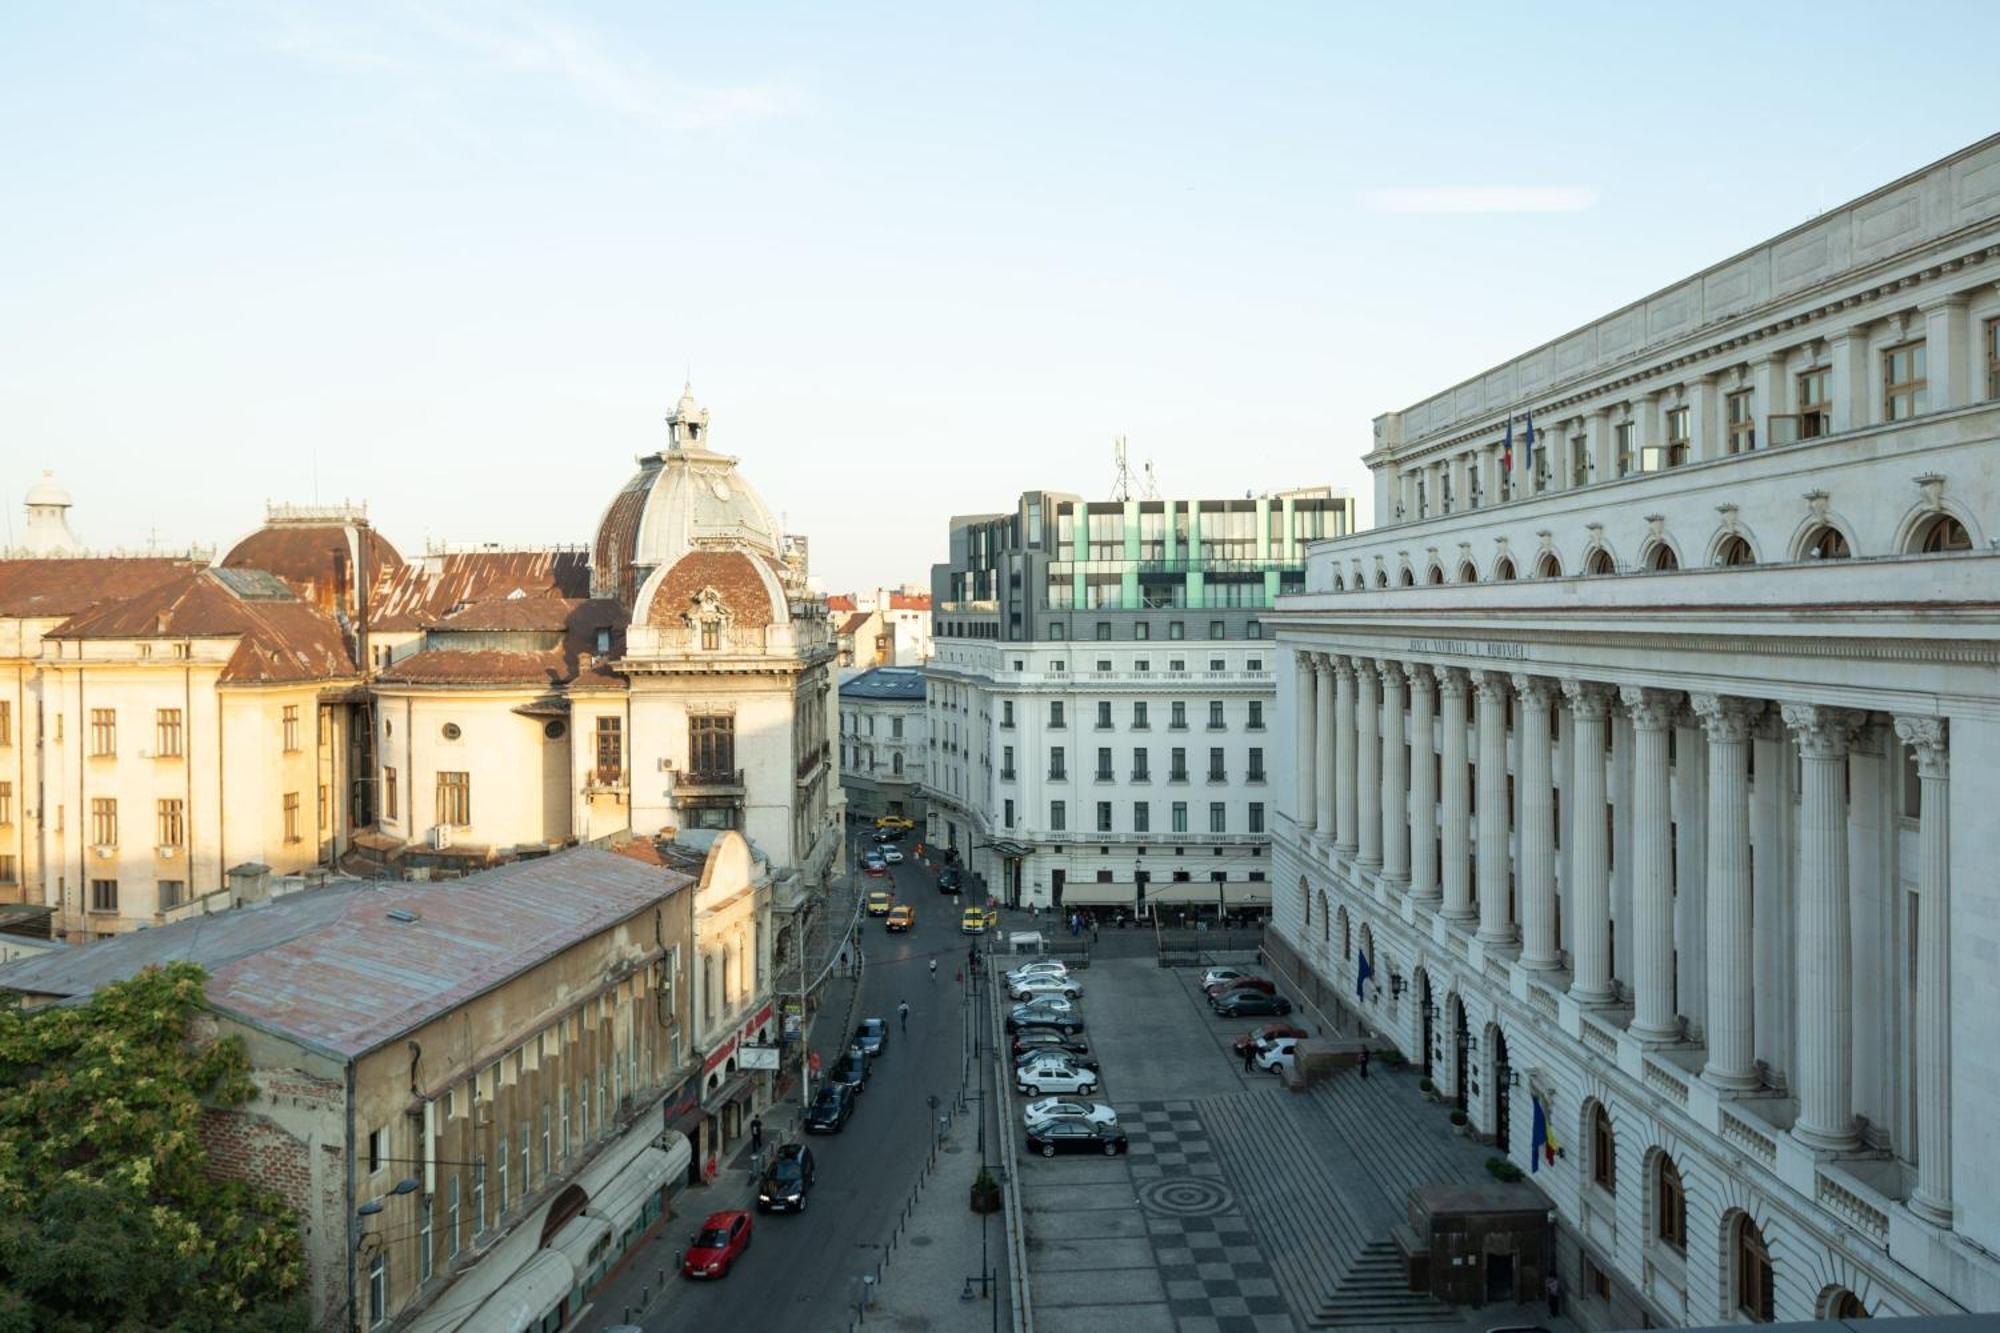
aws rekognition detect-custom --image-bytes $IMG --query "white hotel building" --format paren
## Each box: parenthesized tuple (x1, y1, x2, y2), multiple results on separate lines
(1268, 136, 2000, 1325)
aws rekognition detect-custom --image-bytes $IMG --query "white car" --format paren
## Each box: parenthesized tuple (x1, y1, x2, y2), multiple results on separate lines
(1006, 960, 1068, 983)
(882, 847, 904, 864)
(1016, 1060, 1100, 1097)
(1201, 966, 1254, 991)
(1253, 1037, 1300, 1074)
(1022, 1097, 1117, 1130)
(1009, 975, 1082, 1003)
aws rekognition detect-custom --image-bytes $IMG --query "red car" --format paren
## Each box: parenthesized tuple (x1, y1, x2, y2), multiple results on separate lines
(682, 1209, 753, 1279)
(1232, 1022, 1308, 1057)
(1204, 975, 1277, 999)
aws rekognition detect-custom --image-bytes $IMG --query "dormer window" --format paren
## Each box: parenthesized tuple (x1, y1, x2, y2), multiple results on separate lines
(701, 622, 721, 651)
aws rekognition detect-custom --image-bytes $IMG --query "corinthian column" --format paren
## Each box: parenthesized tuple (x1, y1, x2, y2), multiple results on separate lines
(1335, 658, 1359, 855)
(1407, 665, 1439, 903)
(1295, 652, 1317, 834)
(1693, 693, 1760, 1089)
(1379, 662, 1410, 890)
(1623, 686, 1680, 1042)
(1897, 716, 1953, 1224)
(1512, 674, 1560, 969)
(1356, 660, 1382, 870)
(1314, 655, 1336, 838)
(1438, 668, 1474, 923)
(1784, 702, 1864, 1150)
(1563, 680, 1615, 1002)
(1472, 670, 1515, 946)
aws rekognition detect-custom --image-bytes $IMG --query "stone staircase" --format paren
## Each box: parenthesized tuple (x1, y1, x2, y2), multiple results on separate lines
(1311, 1238, 1459, 1328)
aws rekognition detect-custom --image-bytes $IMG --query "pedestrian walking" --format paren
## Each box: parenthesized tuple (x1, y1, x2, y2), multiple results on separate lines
(1358, 1048, 1371, 1080)
(750, 1116, 764, 1154)
(1544, 1272, 1561, 1318)
(1242, 1042, 1256, 1074)
(955, 968, 964, 984)
(898, 999, 909, 1033)
(929, 958, 938, 982)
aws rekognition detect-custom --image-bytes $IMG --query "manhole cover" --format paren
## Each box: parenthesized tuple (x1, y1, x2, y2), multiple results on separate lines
(1137, 1175, 1235, 1217)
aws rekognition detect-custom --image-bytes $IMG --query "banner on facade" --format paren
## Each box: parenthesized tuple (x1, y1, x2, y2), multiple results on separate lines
(738, 1043, 781, 1071)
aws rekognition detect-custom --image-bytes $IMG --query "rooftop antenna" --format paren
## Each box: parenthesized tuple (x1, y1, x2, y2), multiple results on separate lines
(1111, 436, 1134, 501)
(1141, 458, 1160, 501)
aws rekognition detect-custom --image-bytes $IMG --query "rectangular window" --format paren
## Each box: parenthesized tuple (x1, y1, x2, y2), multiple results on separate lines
(1663, 405, 1691, 468)
(1095, 747, 1112, 780)
(1171, 801, 1188, 834)
(90, 708, 116, 757)
(1797, 366, 1831, 439)
(1132, 748, 1150, 781)
(1168, 621, 1184, 640)
(1049, 701, 1065, 728)
(596, 716, 624, 780)
(1246, 619, 1262, 639)
(473, 1157, 487, 1238)
(1208, 621, 1225, 640)
(1049, 746, 1065, 780)
(1884, 341, 1928, 420)
(1132, 701, 1148, 729)
(1247, 747, 1265, 782)
(1170, 747, 1187, 781)
(1001, 701, 1014, 727)
(1725, 390, 1756, 453)
(1614, 421, 1634, 477)
(1207, 701, 1225, 729)
(90, 878, 118, 914)
(1003, 799, 1015, 829)
(283, 792, 301, 843)
(436, 772, 471, 826)
(1095, 801, 1112, 833)
(1209, 658, 1225, 672)
(155, 708, 183, 758)
(368, 1127, 385, 1174)
(1049, 800, 1066, 832)
(1246, 701, 1263, 730)
(1170, 702, 1187, 730)
(1569, 434, 1589, 486)
(91, 797, 117, 846)
(1095, 621, 1111, 640)
(447, 1174, 461, 1258)
(1207, 747, 1225, 781)
(1209, 802, 1226, 833)
(157, 798, 184, 848)
(1133, 801, 1150, 833)
(541, 1104, 551, 1175)
(1248, 802, 1265, 833)
(158, 879, 185, 911)
(1001, 745, 1014, 779)
(689, 714, 734, 776)
(0, 782, 10, 824)
(384, 766, 399, 820)
(560, 1085, 571, 1157)
(282, 704, 299, 753)
(368, 1252, 387, 1328)
(1135, 660, 1150, 673)
(421, 1195, 434, 1283)
(1095, 701, 1112, 728)
(701, 620, 721, 650)
(1134, 621, 1150, 640)
(0, 701, 9, 746)
(1987, 317, 2000, 399)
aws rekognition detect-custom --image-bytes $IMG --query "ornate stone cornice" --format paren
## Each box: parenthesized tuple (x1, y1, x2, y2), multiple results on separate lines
(1690, 692, 1762, 744)
(1779, 702, 1866, 758)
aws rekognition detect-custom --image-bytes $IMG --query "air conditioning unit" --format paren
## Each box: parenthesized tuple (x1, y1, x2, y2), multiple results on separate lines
(473, 1102, 493, 1128)
(158, 845, 178, 859)
(428, 824, 453, 851)
(91, 844, 116, 859)
(658, 757, 675, 772)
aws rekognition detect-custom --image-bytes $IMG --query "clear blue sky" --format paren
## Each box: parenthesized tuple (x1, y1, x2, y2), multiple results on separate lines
(2, 2, 1993, 592)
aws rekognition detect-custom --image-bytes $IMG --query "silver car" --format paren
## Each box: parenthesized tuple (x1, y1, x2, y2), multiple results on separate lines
(1009, 974, 1082, 1002)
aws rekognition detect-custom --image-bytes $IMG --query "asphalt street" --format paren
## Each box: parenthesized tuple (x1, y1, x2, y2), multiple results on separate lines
(590, 851, 978, 1332)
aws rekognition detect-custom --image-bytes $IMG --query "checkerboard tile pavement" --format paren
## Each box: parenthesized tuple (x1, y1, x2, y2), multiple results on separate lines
(1120, 1099, 1298, 1333)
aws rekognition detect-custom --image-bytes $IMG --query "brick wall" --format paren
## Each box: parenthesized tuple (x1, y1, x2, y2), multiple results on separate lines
(200, 1107, 314, 1216)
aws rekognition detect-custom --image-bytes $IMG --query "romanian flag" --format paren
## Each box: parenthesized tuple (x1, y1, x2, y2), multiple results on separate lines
(1530, 1094, 1560, 1171)
(1355, 947, 1373, 1002)
(1501, 416, 1514, 473)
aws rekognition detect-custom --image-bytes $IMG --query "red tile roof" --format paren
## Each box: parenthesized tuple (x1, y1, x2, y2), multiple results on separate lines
(838, 611, 873, 637)
(825, 594, 857, 612)
(0, 557, 206, 619)
(888, 593, 931, 611)
(379, 599, 627, 688)
(47, 570, 357, 683)
(645, 550, 783, 631)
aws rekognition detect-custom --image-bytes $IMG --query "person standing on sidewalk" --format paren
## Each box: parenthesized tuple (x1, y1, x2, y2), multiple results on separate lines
(1242, 1042, 1256, 1075)
(1358, 1048, 1371, 1080)
(1545, 1271, 1561, 1318)
(750, 1116, 764, 1155)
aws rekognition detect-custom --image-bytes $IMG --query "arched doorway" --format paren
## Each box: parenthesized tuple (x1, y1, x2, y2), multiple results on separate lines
(1489, 1025, 1511, 1152)
(1450, 995, 1469, 1112)
(1417, 969, 1435, 1079)
(1822, 1288, 1869, 1319)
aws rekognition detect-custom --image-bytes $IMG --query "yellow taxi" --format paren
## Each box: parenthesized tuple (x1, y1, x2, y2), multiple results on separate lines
(875, 815, 915, 831)
(866, 890, 895, 917)
(885, 904, 915, 933)
(960, 904, 999, 935)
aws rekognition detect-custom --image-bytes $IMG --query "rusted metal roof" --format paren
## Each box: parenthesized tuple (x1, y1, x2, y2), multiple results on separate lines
(47, 570, 358, 683)
(371, 549, 591, 630)
(221, 521, 404, 617)
(0, 849, 694, 1058)
(378, 599, 626, 687)
(590, 461, 661, 606)
(0, 556, 204, 619)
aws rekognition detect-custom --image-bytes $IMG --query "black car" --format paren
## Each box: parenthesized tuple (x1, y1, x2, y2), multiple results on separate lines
(1212, 990, 1293, 1017)
(1011, 1031, 1099, 1068)
(1006, 1007, 1083, 1035)
(803, 1083, 855, 1134)
(852, 1018, 888, 1057)
(1024, 1115, 1128, 1158)
(873, 827, 906, 844)
(937, 867, 963, 892)
(756, 1143, 816, 1212)
(830, 1049, 870, 1093)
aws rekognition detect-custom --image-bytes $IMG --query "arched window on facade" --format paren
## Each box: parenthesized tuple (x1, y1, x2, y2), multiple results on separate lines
(1535, 551, 1562, 579)
(1801, 524, 1851, 560)
(1589, 1103, 1616, 1194)
(1915, 513, 1971, 553)
(1585, 547, 1615, 576)
(1376, 569, 1390, 588)
(1301, 877, 1312, 927)
(1493, 557, 1516, 581)
(1647, 544, 1680, 571)
(1401, 567, 1417, 587)
(1733, 1214, 1775, 1323)
(1654, 1153, 1687, 1253)
(1337, 906, 1350, 963)
(1717, 534, 1755, 566)
(1319, 892, 1330, 943)
(1457, 561, 1479, 584)
(1825, 1289, 1868, 1319)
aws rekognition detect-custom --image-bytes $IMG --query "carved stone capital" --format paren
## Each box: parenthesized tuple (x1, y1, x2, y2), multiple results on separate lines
(1560, 678, 1615, 720)
(1467, 668, 1512, 704)
(1404, 662, 1435, 690)
(1435, 666, 1470, 698)
(1509, 673, 1559, 709)
(1376, 659, 1406, 690)
(1893, 716, 1949, 779)
(1689, 693, 1761, 744)
(1780, 702, 1866, 759)
(1619, 685, 1679, 732)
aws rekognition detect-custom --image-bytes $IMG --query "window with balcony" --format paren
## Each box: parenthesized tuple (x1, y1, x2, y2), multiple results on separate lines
(282, 704, 300, 753)
(1050, 800, 1066, 832)
(1132, 748, 1150, 781)
(158, 798, 184, 848)
(1171, 801, 1188, 833)
(1885, 341, 1928, 420)
(1726, 390, 1756, 453)
(1170, 747, 1188, 782)
(90, 709, 116, 758)
(1209, 802, 1226, 833)
(690, 715, 735, 777)
(1095, 801, 1112, 833)
(1132, 701, 1149, 729)
(1049, 746, 1066, 780)
(1095, 701, 1112, 728)
(1207, 701, 1225, 729)
(1001, 700, 1014, 728)
(1208, 747, 1226, 781)
(1248, 802, 1265, 833)
(1133, 801, 1150, 833)
(1096, 747, 1113, 781)
(437, 772, 471, 826)
(91, 797, 117, 846)
(1001, 745, 1015, 780)
(1247, 747, 1265, 782)
(1170, 702, 1187, 730)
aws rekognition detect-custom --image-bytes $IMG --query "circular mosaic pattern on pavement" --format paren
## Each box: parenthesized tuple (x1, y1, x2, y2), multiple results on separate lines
(1137, 1175, 1236, 1217)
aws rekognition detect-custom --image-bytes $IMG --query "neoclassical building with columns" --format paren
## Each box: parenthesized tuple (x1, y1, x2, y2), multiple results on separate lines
(1269, 135, 2000, 1327)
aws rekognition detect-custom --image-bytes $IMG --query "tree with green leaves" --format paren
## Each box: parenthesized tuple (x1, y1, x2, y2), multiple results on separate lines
(0, 961, 309, 1332)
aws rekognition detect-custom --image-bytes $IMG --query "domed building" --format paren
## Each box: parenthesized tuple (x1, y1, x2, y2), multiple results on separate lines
(221, 501, 404, 624)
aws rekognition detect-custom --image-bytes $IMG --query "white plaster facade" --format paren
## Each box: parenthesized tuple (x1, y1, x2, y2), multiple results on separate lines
(838, 665, 929, 825)
(1269, 135, 2000, 1327)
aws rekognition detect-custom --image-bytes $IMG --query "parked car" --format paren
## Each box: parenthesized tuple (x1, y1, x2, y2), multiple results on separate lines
(1015, 1059, 1100, 1097)
(852, 1018, 888, 1057)
(682, 1210, 753, 1278)
(875, 815, 915, 831)
(1009, 974, 1083, 1003)
(756, 1143, 816, 1213)
(1010, 1021, 1094, 1052)
(803, 1083, 855, 1133)
(1007, 1003, 1082, 1035)
(1252, 1037, 1301, 1074)
(1022, 1097, 1117, 1130)
(1204, 975, 1276, 998)
(830, 1050, 870, 1092)
(873, 827, 906, 844)
(864, 860, 889, 878)
(1025, 1115, 1128, 1158)
(885, 904, 915, 932)
(1005, 960, 1068, 984)
(882, 847, 904, 864)
(1011, 1030, 1096, 1065)
(937, 867, 962, 892)
(1200, 966, 1256, 991)
(1009, 993, 1076, 1016)
(1212, 990, 1293, 1017)
(1232, 1022, 1308, 1057)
